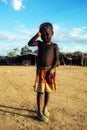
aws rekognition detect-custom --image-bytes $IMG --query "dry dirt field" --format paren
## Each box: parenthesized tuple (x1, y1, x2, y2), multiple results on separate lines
(0, 66, 87, 130)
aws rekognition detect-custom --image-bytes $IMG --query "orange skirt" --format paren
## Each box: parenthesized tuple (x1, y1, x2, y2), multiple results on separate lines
(34, 68, 56, 93)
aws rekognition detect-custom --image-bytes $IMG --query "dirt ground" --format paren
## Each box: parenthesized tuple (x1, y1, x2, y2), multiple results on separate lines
(0, 66, 87, 130)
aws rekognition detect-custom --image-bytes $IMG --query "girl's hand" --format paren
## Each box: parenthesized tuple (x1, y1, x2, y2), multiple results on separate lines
(49, 68, 55, 75)
(46, 68, 55, 79)
(36, 32, 41, 37)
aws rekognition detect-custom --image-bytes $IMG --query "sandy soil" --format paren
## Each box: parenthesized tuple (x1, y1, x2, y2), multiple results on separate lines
(0, 66, 87, 130)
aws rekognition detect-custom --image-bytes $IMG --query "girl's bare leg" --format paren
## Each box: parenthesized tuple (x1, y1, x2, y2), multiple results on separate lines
(44, 92, 50, 110)
(37, 92, 43, 113)
(37, 92, 48, 122)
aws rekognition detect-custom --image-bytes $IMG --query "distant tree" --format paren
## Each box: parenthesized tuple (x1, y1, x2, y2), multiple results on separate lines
(13, 48, 19, 53)
(20, 45, 32, 55)
(73, 51, 83, 56)
(7, 48, 19, 56)
(7, 51, 16, 56)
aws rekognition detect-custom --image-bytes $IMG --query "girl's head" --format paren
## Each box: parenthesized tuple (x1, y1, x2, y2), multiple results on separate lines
(39, 22, 53, 33)
(39, 22, 53, 43)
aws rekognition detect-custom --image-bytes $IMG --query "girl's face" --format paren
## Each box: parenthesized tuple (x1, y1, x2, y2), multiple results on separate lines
(40, 27, 53, 43)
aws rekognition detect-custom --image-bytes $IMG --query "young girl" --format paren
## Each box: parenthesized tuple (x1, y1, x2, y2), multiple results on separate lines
(28, 22, 59, 122)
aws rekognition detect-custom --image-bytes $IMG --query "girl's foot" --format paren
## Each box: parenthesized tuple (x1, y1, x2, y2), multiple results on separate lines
(43, 109, 50, 117)
(37, 112, 48, 122)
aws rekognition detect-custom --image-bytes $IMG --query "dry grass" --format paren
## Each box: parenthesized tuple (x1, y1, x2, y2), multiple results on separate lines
(0, 66, 87, 130)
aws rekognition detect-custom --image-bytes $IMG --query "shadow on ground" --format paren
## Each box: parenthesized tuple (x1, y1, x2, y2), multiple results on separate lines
(0, 104, 38, 121)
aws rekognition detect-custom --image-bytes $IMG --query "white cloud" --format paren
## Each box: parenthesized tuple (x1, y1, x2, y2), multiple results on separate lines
(60, 45, 87, 53)
(68, 27, 87, 43)
(53, 25, 87, 44)
(18, 24, 37, 35)
(0, 42, 26, 56)
(11, 0, 25, 10)
(0, 25, 87, 55)
(2, 0, 25, 10)
(70, 28, 83, 37)
(52, 24, 87, 53)
(53, 24, 60, 32)
(0, 31, 29, 42)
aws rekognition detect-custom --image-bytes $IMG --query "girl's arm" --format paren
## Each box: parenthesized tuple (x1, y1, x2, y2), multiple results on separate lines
(28, 32, 41, 46)
(52, 44, 59, 68)
(49, 44, 59, 75)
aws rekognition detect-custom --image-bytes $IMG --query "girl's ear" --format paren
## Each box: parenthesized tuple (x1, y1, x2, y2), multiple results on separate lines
(52, 31, 54, 35)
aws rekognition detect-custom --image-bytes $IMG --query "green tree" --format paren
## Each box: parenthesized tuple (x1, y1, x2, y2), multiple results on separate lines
(13, 48, 19, 53)
(7, 51, 16, 56)
(20, 45, 32, 55)
(7, 48, 19, 56)
(73, 51, 83, 56)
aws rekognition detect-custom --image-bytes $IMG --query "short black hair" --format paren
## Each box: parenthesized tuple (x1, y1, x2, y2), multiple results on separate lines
(39, 22, 53, 32)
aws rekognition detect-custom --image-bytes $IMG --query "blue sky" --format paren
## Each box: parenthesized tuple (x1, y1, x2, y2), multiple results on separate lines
(0, 0, 87, 56)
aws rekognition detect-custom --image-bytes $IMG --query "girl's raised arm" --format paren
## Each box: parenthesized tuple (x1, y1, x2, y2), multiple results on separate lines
(28, 32, 41, 46)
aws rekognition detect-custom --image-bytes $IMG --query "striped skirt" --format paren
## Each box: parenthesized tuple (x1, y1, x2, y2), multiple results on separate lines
(34, 68, 57, 93)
